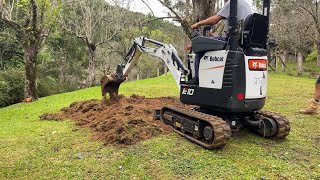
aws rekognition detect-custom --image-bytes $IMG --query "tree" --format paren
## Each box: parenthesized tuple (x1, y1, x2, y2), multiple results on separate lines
(294, 0, 320, 67)
(0, 21, 23, 70)
(0, 0, 61, 100)
(192, 0, 217, 22)
(153, 0, 225, 38)
(60, 0, 124, 87)
(270, 0, 316, 76)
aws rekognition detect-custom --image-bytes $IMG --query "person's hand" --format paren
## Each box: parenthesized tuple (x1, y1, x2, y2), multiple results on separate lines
(191, 23, 199, 30)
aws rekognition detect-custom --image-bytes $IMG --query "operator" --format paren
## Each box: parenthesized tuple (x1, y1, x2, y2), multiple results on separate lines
(187, 0, 253, 85)
(299, 76, 320, 115)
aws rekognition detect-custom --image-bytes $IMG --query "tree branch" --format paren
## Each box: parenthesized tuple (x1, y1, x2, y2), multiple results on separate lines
(61, 24, 88, 41)
(140, 16, 177, 25)
(30, 0, 38, 34)
(156, 0, 192, 38)
(96, 31, 119, 46)
(0, 2, 21, 31)
(141, 0, 155, 17)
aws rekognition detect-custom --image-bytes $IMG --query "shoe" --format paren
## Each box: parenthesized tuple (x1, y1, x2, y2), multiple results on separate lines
(299, 99, 319, 115)
(187, 77, 199, 85)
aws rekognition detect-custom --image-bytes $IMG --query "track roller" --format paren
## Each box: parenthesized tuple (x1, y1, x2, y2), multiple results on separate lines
(160, 106, 232, 149)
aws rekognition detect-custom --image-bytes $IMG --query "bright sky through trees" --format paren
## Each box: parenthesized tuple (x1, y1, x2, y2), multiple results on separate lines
(107, 0, 254, 18)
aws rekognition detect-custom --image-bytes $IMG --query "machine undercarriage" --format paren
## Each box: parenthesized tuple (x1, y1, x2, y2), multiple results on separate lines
(160, 107, 290, 149)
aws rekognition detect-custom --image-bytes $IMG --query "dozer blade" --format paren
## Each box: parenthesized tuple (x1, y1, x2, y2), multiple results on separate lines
(100, 74, 126, 100)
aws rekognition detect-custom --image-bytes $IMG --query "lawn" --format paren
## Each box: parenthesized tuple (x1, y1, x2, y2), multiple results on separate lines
(0, 73, 319, 179)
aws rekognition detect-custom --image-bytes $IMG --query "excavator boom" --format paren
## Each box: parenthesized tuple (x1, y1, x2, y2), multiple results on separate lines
(101, 36, 189, 99)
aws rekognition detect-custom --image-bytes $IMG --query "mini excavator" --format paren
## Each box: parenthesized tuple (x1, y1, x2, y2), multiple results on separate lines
(101, 0, 290, 149)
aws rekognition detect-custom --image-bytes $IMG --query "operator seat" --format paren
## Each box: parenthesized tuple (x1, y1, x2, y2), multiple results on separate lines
(191, 13, 268, 54)
(191, 36, 226, 54)
(242, 13, 268, 50)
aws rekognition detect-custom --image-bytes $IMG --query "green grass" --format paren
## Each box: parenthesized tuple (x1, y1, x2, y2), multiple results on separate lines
(0, 73, 319, 179)
(273, 54, 320, 78)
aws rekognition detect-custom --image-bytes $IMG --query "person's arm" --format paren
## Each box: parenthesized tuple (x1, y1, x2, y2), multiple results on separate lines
(191, 0, 230, 30)
(191, 15, 224, 29)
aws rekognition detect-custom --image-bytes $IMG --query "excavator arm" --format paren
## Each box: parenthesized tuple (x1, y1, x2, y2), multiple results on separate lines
(101, 36, 189, 99)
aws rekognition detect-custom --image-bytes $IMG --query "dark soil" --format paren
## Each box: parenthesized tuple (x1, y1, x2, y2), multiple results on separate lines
(40, 95, 189, 146)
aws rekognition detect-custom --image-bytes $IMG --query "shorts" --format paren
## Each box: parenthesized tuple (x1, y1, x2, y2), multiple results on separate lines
(316, 76, 320, 85)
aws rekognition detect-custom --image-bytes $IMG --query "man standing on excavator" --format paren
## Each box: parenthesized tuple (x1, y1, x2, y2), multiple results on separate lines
(188, 0, 253, 85)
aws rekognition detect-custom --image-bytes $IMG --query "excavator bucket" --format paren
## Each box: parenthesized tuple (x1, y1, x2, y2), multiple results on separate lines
(100, 74, 126, 100)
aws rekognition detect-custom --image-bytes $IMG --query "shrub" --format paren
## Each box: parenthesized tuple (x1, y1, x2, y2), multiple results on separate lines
(305, 50, 317, 62)
(0, 70, 80, 107)
(0, 69, 24, 107)
(37, 76, 60, 97)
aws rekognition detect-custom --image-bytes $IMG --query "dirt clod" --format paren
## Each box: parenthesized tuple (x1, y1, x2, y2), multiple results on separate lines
(40, 94, 188, 146)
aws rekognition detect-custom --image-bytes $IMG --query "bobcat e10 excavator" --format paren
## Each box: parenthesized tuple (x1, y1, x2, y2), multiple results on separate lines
(101, 0, 290, 149)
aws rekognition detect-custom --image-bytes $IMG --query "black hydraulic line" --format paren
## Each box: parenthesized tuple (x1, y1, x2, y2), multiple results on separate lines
(144, 37, 165, 47)
(263, 0, 271, 35)
(229, 0, 238, 51)
(172, 53, 189, 74)
(124, 43, 137, 63)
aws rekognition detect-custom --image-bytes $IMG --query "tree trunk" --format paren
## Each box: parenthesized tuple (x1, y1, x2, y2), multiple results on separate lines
(0, 49, 4, 70)
(59, 56, 66, 83)
(23, 45, 38, 100)
(87, 50, 96, 87)
(281, 50, 287, 72)
(137, 70, 140, 80)
(275, 51, 278, 72)
(297, 52, 303, 77)
(193, 0, 217, 22)
(317, 42, 320, 67)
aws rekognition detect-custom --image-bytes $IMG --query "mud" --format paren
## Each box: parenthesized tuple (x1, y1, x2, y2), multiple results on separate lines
(40, 95, 189, 146)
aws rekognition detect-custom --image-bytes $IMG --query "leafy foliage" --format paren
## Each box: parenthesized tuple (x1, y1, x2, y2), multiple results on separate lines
(0, 69, 24, 107)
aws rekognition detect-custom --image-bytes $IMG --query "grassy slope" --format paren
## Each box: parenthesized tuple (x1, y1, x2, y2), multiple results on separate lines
(0, 74, 319, 179)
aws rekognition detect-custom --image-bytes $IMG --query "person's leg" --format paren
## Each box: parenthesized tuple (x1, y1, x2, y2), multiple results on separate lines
(314, 76, 320, 101)
(194, 53, 201, 79)
(188, 52, 205, 85)
(299, 76, 320, 115)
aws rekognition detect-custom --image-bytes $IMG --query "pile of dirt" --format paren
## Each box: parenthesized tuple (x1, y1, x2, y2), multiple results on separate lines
(40, 95, 188, 146)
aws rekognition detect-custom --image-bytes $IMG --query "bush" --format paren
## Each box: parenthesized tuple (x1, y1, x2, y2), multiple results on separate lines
(0, 69, 24, 107)
(37, 76, 60, 97)
(37, 76, 79, 97)
(305, 50, 317, 62)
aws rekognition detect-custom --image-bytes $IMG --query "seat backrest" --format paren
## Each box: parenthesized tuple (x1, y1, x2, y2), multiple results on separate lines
(242, 13, 268, 50)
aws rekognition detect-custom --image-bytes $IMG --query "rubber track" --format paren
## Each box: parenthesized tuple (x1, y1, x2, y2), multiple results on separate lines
(161, 106, 232, 149)
(256, 110, 291, 139)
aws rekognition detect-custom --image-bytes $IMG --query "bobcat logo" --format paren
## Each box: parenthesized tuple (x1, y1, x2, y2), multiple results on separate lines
(252, 62, 258, 68)
(204, 56, 224, 62)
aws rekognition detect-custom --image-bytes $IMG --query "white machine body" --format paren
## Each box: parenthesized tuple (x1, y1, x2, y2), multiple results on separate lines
(198, 50, 229, 89)
(244, 55, 268, 99)
(189, 50, 268, 100)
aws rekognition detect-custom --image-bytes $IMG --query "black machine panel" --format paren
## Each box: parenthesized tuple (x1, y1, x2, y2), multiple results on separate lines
(242, 13, 268, 50)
